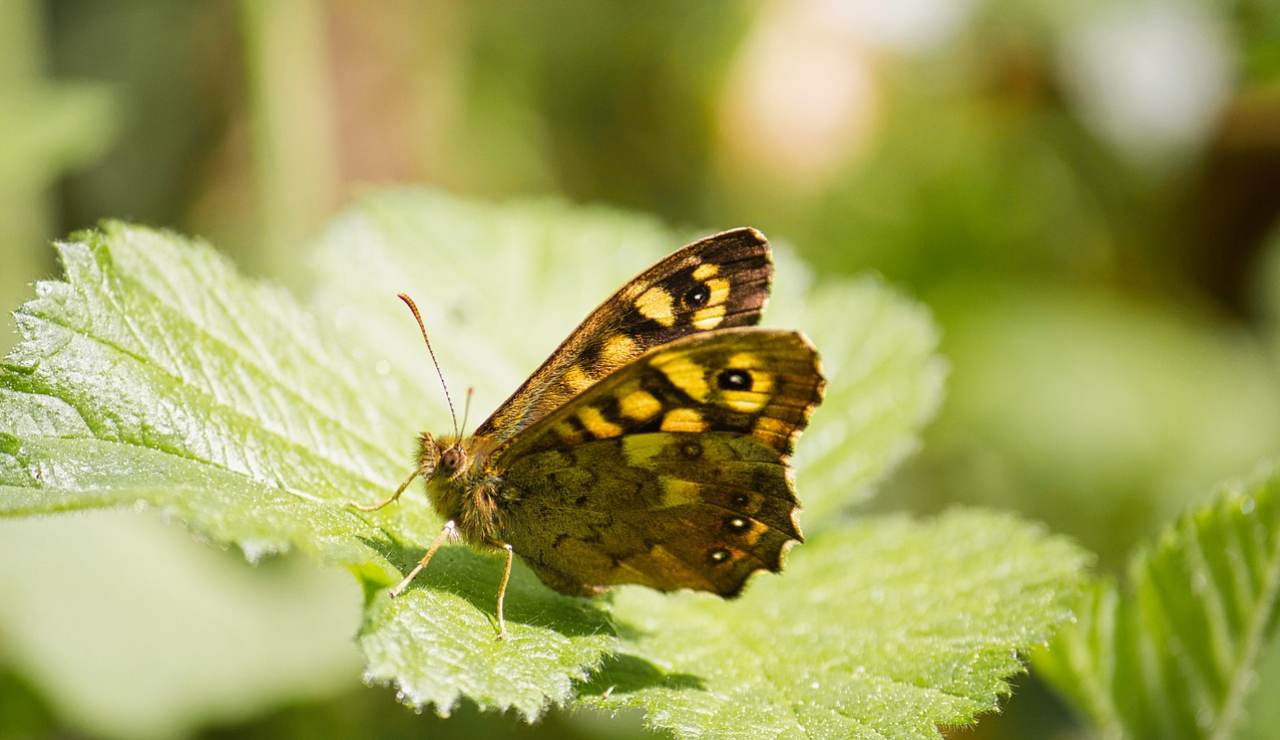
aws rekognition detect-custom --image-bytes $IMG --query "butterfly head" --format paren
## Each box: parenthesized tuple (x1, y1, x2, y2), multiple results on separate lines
(418, 433, 470, 481)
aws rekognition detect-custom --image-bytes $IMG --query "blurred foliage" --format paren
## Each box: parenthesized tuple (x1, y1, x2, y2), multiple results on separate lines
(1036, 469, 1280, 739)
(0, 0, 116, 355)
(1, 0, 1278, 737)
(0, 513, 361, 740)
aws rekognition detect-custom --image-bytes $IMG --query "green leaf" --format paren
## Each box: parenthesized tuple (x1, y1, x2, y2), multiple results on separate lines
(1035, 468, 1280, 740)
(579, 511, 1088, 738)
(1, 190, 1083, 734)
(780, 275, 946, 525)
(0, 512, 361, 740)
(0, 221, 616, 720)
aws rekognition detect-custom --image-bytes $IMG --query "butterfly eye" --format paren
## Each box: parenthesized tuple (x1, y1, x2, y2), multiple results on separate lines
(707, 548, 731, 564)
(717, 368, 752, 391)
(440, 446, 465, 473)
(683, 283, 710, 308)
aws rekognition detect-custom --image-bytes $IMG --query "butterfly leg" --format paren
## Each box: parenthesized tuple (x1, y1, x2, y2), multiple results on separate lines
(389, 520, 458, 598)
(350, 469, 420, 512)
(495, 543, 514, 641)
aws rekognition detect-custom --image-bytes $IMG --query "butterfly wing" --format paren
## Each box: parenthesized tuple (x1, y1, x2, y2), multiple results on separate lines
(488, 328, 823, 597)
(471, 228, 772, 455)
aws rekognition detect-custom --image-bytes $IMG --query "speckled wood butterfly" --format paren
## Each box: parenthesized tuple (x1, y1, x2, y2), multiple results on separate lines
(352, 228, 824, 639)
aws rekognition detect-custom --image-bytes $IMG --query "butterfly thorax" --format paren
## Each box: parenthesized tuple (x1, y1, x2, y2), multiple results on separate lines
(418, 432, 505, 546)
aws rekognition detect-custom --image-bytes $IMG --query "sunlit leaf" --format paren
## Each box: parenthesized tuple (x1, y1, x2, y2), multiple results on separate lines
(2, 191, 1085, 734)
(0, 221, 616, 720)
(580, 511, 1086, 738)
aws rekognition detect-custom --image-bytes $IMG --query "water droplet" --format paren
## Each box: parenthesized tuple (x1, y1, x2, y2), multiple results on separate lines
(1240, 497, 1256, 515)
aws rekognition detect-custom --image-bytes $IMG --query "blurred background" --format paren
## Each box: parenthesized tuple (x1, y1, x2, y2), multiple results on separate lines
(1, 1, 1278, 738)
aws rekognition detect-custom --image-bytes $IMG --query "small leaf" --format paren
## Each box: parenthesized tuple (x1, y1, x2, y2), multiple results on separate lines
(579, 511, 1088, 739)
(1036, 468, 1280, 740)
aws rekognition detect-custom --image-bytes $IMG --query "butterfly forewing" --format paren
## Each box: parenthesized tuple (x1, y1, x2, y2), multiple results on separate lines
(491, 329, 824, 597)
(471, 228, 772, 454)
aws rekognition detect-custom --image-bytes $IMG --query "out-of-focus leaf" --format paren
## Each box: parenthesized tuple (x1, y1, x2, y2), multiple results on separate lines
(924, 281, 1280, 564)
(0, 513, 361, 740)
(1036, 468, 1280, 740)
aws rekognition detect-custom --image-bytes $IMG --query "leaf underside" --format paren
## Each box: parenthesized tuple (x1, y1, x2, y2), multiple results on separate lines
(2, 190, 1084, 734)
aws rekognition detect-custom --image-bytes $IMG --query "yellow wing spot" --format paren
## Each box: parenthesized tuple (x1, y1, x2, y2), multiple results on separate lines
(692, 262, 720, 280)
(706, 276, 730, 307)
(659, 477, 702, 508)
(692, 304, 726, 330)
(661, 408, 707, 432)
(752, 416, 793, 446)
(654, 354, 710, 401)
(554, 421, 584, 445)
(623, 434, 665, 465)
(577, 406, 623, 438)
(600, 334, 638, 365)
(564, 365, 594, 393)
(727, 351, 769, 377)
(635, 286, 676, 327)
(723, 389, 767, 413)
(619, 389, 662, 421)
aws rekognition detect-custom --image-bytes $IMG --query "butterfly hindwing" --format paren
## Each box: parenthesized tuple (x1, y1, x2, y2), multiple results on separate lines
(499, 433, 800, 596)
(492, 328, 823, 597)
(472, 228, 772, 453)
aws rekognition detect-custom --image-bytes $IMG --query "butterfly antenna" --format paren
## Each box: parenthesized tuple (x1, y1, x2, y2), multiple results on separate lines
(460, 386, 475, 436)
(397, 293, 458, 438)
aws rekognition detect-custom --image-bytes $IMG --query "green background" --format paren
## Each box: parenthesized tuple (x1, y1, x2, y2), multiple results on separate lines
(1, 1, 1278, 738)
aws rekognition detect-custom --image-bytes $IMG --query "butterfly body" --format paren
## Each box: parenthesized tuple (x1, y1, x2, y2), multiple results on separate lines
(363, 228, 824, 636)
(416, 434, 504, 545)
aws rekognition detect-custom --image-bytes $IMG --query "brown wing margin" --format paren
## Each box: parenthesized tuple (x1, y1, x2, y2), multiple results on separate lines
(471, 228, 773, 452)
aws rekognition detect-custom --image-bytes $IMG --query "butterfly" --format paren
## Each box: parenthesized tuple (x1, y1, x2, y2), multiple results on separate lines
(352, 228, 825, 640)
